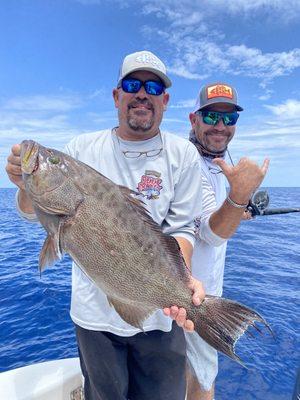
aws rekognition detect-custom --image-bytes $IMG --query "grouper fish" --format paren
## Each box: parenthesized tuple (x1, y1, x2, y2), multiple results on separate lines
(20, 139, 271, 363)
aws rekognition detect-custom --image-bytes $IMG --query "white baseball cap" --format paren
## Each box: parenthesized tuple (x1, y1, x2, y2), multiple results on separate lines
(117, 50, 172, 88)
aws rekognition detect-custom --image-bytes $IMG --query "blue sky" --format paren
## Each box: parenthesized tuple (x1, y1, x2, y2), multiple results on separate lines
(1, 0, 300, 187)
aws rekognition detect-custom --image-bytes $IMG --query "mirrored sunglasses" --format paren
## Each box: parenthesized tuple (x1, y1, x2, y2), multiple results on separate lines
(120, 78, 165, 96)
(196, 110, 239, 126)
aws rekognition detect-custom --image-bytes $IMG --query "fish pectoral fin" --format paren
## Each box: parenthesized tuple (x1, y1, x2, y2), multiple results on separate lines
(107, 296, 153, 331)
(39, 234, 63, 273)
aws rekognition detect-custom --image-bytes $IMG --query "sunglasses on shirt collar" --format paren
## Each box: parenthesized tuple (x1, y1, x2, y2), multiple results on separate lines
(119, 78, 165, 96)
(196, 110, 239, 126)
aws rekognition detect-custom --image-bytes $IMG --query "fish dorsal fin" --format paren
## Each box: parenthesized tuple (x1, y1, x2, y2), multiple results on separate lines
(118, 185, 189, 282)
(160, 235, 190, 282)
(107, 296, 154, 330)
(118, 184, 141, 198)
(118, 185, 162, 234)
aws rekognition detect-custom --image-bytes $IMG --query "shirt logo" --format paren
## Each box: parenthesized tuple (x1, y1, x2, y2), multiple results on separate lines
(207, 84, 233, 99)
(137, 170, 163, 200)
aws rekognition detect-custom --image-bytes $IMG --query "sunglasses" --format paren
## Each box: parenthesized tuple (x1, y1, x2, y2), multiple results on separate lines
(120, 78, 165, 96)
(196, 110, 239, 126)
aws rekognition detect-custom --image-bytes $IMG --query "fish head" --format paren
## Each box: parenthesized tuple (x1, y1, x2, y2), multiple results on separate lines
(20, 140, 69, 197)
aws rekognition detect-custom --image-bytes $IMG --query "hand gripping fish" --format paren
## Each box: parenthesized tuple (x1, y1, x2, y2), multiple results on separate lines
(20, 140, 272, 364)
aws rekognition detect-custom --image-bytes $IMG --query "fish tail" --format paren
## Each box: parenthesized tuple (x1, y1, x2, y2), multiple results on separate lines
(188, 295, 272, 364)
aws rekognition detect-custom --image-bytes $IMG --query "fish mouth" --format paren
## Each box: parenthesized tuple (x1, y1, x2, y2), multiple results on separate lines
(21, 140, 40, 175)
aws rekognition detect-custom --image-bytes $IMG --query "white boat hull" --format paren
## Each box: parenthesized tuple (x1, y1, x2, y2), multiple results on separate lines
(0, 358, 83, 400)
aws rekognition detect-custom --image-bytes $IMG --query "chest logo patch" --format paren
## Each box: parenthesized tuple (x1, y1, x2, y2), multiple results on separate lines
(137, 170, 163, 200)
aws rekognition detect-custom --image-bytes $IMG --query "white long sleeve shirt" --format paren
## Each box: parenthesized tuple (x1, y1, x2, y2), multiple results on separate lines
(192, 157, 227, 296)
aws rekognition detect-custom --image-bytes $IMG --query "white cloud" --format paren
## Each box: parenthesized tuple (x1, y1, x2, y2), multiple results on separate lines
(89, 88, 108, 99)
(74, 0, 300, 85)
(141, 0, 300, 22)
(0, 91, 118, 148)
(167, 65, 208, 81)
(264, 99, 300, 118)
(0, 111, 77, 149)
(169, 99, 196, 109)
(214, 0, 300, 21)
(163, 41, 300, 83)
(258, 89, 274, 101)
(2, 95, 83, 112)
(163, 118, 187, 124)
(228, 46, 300, 81)
(139, 1, 300, 85)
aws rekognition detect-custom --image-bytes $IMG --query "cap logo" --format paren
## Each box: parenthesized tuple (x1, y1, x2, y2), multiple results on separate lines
(135, 53, 164, 72)
(207, 84, 233, 99)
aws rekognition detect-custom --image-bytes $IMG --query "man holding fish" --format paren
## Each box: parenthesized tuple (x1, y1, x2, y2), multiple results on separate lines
(6, 50, 206, 400)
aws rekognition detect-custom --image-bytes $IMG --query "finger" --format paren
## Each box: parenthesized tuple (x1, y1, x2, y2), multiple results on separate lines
(175, 308, 187, 327)
(6, 164, 22, 176)
(184, 320, 194, 332)
(192, 290, 202, 306)
(7, 153, 22, 166)
(189, 279, 205, 305)
(12, 144, 22, 157)
(163, 306, 179, 319)
(163, 308, 170, 316)
(170, 306, 179, 319)
(261, 158, 270, 175)
(245, 212, 252, 220)
(213, 158, 232, 176)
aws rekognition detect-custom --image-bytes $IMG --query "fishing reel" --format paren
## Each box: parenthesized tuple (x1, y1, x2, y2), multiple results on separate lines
(247, 190, 270, 216)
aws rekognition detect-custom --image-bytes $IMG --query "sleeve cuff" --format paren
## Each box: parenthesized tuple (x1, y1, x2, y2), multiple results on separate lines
(198, 217, 227, 246)
(15, 190, 39, 223)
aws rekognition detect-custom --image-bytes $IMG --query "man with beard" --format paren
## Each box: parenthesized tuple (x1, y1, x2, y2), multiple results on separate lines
(6, 51, 205, 400)
(185, 82, 269, 400)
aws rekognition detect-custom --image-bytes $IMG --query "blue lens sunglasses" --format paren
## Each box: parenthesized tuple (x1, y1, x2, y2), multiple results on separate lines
(196, 110, 239, 126)
(120, 78, 165, 96)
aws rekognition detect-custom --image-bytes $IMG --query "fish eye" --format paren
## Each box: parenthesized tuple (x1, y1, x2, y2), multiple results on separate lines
(48, 156, 60, 165)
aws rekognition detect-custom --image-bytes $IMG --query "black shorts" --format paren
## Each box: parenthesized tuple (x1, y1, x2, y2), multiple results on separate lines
(75, 322, 186, 400)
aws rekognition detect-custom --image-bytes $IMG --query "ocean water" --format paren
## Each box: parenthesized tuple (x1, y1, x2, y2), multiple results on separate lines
(0, 187, 299, 399)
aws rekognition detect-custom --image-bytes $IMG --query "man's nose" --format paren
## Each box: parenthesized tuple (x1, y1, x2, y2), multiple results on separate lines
(213, 119, 226, 131)
(135, 85, 148, 99)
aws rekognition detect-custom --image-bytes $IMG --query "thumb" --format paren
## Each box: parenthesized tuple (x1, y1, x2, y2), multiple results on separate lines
(12, 143, 22, 156)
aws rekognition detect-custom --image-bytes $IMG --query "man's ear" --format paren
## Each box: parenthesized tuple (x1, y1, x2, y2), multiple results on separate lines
(189, 112, 197, 127)
(112, 89, 119, 108)
(163, 92, 169, 111)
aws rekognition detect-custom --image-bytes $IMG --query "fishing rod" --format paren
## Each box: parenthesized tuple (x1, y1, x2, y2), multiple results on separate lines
(247, 190, 300, 217)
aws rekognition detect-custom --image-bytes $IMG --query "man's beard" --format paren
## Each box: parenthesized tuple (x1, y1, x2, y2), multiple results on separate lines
(127, 100, 155, 132)
(127, 114, 154, 131)
(190, 128, 232, 158)
(203, 129, 233, 153)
